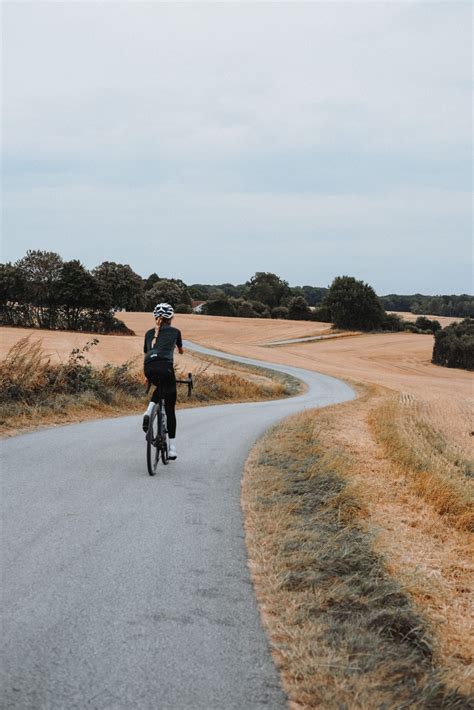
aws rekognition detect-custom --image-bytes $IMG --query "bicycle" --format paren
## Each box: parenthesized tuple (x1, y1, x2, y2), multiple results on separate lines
(146, 372, 193, 476)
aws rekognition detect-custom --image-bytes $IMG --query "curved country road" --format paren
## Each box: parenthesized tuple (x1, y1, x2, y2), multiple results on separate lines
(1, 343, 354, 710)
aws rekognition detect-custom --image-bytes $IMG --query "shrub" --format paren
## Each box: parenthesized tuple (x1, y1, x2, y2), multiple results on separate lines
(0, 337, 142, 410)
(382, 313, 405, 332)
(234, 300, 258, 318)
(248, 300, 271, 318)
(432, 319, 474, 371)
(288, 295, 311, 320)
(271, 306, 289, 319)
(404, 322, 423, 334)
(312, 304, 333, 323)
(202, 296, 237, 317)
(174, 303, 193, 314)
(414, 316, 441, 333)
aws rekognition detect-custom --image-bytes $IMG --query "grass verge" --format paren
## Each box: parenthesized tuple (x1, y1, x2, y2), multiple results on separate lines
(370, 396, 473, 532)
(188, 350, 304, 398)
(0, 336, 302, 437)
(243, 410, 474, 709)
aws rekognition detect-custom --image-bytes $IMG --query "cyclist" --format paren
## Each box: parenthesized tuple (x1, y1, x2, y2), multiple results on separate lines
(143, 303, 184, 460)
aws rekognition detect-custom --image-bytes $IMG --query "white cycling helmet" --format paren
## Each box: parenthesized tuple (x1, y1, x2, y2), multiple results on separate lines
(153, 302, 174, 319)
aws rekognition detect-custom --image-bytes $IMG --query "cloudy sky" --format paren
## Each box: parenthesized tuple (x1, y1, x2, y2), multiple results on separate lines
(2, 1, 472, 293)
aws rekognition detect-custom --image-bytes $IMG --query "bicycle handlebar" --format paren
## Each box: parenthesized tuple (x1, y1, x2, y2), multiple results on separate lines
(145, 372, 194, 397)
(175, 372, 194, 398)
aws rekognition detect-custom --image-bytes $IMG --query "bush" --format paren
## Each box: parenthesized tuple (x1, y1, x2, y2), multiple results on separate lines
(382, 313, 405, 332)
(271, 306, 289, 319)
(414, 316, 441, 333)
(312, 305, 332, 323)
(403, 317, 442, 335)
(234, 300, 258, 318)
(248, 300, 271, 318)
(0, 337, 143, 409)
(174, 303, 193, 314)
(404, 322, 423, 334)
(432, 319, 474, 371)
(202, 297, 237, 317)
(288, 295, 311, 320)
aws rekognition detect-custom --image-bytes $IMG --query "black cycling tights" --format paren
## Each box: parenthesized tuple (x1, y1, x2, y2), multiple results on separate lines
(145, 361, 177, 439)
(151, 390, 177, 438)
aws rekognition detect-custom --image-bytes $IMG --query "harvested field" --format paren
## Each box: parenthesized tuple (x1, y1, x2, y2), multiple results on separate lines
(1, 314, 472, 701)
(145, 314, 472, 455)
(116, 313, 471, 702)
(389, 311, 461, 328)
(244, 403, 474, 706)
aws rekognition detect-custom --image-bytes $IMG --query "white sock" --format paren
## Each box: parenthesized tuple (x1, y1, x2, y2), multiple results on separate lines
(169, 438, 176, 447)
(144, 402, 154, 417)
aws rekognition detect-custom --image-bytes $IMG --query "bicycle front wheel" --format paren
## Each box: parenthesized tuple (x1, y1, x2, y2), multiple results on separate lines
(146, 406, 160, 476)
(160, 408, 169, 465)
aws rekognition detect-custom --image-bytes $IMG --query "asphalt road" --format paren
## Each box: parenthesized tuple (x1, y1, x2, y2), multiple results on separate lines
(1, 343, 354, 710)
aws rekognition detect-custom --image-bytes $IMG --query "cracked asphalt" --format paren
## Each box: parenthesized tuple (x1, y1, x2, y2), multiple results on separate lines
(1, 344, 354, 709)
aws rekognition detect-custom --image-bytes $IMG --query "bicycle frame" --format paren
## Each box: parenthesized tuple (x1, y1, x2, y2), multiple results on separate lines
(145, 373, 193, 476)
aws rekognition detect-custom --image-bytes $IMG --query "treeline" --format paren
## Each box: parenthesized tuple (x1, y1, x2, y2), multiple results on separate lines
(194, 285, 474, 318)
(380, 293, 474, 318)
(196, 273, 327, 320)
(0, 251, 137, 334)
(189, 282, 328, 308)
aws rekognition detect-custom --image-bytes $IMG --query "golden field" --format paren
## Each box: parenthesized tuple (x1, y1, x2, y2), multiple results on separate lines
(1, 313, 472, 699)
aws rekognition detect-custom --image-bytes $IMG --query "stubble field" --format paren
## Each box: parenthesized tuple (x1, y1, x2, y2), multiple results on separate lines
(1, 313, 472, 702)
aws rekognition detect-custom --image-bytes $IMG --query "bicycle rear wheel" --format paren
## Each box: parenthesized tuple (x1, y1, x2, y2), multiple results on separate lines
(146, 406, 160, 476)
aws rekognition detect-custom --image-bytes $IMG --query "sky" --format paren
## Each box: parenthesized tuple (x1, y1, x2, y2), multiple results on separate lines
(2, 1, 472, 294)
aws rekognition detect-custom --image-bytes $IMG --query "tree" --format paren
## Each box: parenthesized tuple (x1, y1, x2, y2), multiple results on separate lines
(188, 284, 215, 300)
(144, 273, 160, 292)
(57, 260, 110, 330)
(92, 261, 144, 311)
(229, 299, 270, 318)
(288, 295, 311, 320)
(144, 278, 191, 310)
(432, 319, 474, 371)
(215, 283, 245, 298)
(300, 285, 328, 307)
(0, 263, 26, 325)
(15, 249, 64, 328)
(1, 250, 133, 334)
(245, 272, 292, 309)
(323, 276, 385, 331)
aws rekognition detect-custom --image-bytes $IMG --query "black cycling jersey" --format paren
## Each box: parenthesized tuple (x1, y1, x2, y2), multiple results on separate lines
(143, 324, 182, 365)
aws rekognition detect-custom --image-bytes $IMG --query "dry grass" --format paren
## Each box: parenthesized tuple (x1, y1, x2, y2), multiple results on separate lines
(243, 410, 473, 709)
(0, 336, 300, 437)
(370, 396, 474, 532)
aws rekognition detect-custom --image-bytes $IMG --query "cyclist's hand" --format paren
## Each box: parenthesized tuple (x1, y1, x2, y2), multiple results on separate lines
(178, 347, 184, 354)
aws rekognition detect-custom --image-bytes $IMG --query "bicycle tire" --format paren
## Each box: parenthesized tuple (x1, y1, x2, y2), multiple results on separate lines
(159, 406, 169, 465)
(146, 405, 160, 476)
